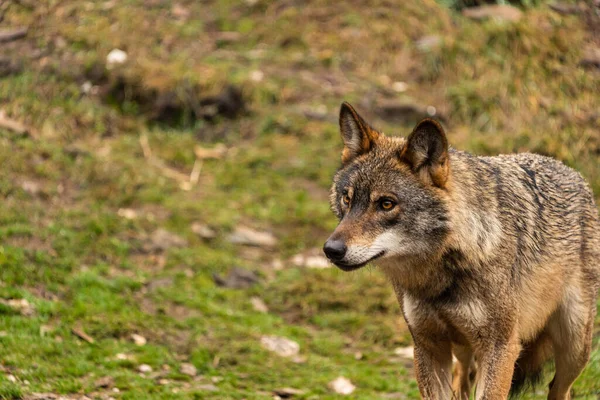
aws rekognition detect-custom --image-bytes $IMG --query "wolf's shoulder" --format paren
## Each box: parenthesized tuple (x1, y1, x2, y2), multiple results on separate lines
(480, 152, 585, 185)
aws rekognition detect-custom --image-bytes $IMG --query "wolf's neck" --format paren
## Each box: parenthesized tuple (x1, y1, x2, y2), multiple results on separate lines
(444, 151, 504, 264)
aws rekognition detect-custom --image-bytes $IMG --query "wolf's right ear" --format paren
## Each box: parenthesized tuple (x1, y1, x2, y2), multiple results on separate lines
(400, 119, 449, 188)
(339, 102, 379, 164)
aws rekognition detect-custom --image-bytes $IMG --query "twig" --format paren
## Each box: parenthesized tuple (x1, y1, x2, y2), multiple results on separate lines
(189, 158, 202, 185)
(0, 27, 27, 43)
(139, 133, 199, 187)
(139, 133, 152, 158)
(0, 110, 34, 137)
(72, 327, 95, 344)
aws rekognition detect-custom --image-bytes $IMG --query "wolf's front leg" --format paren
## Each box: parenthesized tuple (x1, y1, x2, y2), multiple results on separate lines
(474, 334, 521, 400)
(413, 337, 454, 399)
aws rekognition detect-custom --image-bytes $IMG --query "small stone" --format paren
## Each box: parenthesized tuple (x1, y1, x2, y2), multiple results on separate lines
(273, 387, 305, 397)
(115, 353, 133, 360)
(21, 181, 40, 195)
(392, 81, 408, 93)
(81, 81, 93, 94)
(580, 46, 600, 69)
(260, 335, 300, 357)
(227, 226, 277, 247)
(191, 223, 216, 240)
(271, 259, 284, 270)
(106, 49, 128, 66)
(94, 376, 114, 389)
(291, 355, 307, 364)
(7, 374, 16, 383)
(250, 70, 264, 82)
(354, 351, 363, 360)
(382, 393, 406, 399)
(1, 298, 35, 316)
(138, 364, 153, 373)
(290, 248, 330, 269)
(197, 384, 219, 391)
(462, 5, 523, 22)
(302, 104, 329, 121)
(172, 3, 190, 19)
(158, 378, 169, 385)
(213, 267, 260, 289)
(194, 144, 227, 160)
(250, 297, 269, 313)
(180, 363, 197, 377)
(131, 334, 147, 346)
(117, 208, 138, 220)
(147, 228, 188, 252)
(329, 376, 356, 395)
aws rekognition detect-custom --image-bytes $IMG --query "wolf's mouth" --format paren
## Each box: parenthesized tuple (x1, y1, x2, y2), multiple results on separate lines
(334, 250, 386, 271)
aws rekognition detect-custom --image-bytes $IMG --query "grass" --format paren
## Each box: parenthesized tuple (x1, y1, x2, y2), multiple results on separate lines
(0, 0, 599, 398)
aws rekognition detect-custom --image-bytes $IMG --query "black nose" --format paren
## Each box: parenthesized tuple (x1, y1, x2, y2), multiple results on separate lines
(323, 239, 347, 261)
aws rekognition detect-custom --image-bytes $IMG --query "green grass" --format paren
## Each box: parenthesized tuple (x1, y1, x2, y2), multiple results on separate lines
(0, 0, 599, 398)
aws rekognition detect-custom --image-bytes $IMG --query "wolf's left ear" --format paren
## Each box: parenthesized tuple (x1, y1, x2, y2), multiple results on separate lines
(400, 119, 449, 188)
(339, 102, 379, 164)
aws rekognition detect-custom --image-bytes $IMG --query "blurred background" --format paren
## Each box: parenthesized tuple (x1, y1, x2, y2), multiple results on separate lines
(0, 0, 599, 398)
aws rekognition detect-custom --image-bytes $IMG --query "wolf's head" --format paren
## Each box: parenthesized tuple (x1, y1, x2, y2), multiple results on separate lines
(323, 102, 451, 271)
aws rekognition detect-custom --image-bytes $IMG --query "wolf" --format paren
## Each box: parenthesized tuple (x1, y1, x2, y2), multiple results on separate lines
(323, 102, 600, 400)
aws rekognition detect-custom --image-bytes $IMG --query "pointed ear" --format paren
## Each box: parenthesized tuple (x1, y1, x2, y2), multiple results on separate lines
(400, 118, 449, 188)
(339, 102, 379, 164)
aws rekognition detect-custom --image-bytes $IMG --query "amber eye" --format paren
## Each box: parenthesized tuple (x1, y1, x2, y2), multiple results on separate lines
(342, 194, 351, 206)
(380, 199, 395, 211)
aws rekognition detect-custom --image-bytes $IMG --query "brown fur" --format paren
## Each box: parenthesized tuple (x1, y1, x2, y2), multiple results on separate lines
(324, 103, 600, 399)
